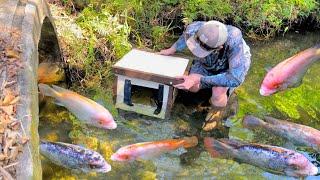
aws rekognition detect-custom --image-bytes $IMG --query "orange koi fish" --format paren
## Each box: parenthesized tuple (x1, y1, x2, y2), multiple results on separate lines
(38, 62, 65, 84)
(111, 136, 198, 162)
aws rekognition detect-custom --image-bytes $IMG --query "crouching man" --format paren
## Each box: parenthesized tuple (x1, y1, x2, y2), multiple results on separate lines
(158, 20, 251, 131)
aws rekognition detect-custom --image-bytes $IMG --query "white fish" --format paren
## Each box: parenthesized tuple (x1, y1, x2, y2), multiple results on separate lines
(38, 83, 116, 129)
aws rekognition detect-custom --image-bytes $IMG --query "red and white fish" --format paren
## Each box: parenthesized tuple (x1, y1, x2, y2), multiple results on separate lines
(111, 136, 198, 162)
(260, 44, 320, 96)
(38, 84, 116, 129)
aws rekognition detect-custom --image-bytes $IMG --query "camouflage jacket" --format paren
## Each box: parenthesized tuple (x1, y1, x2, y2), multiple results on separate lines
(173, 21, 251, 88)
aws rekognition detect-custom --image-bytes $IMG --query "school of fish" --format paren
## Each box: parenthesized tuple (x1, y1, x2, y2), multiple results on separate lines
(38, 44, 320, 178)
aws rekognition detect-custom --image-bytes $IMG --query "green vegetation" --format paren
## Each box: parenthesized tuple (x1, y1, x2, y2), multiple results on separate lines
(76, 0, 319, 41)
(50, 0, 319, 91)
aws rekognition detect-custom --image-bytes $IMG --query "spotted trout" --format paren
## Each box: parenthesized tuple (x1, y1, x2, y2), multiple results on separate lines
(38, 84, 116, 129)
(260, 44, 320, 96)
(111, 136, 198, 162)
(243, 115, 320, 152)
(204, 138, 318, 177)
(40, 140, 111, 173)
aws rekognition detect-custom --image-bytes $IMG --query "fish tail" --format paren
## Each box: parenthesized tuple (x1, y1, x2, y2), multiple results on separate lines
(182, 136, 198, 148)
(38, 83, 61, 98)
(242, 115, 266, 129)
(315, 45, 320, 56)
(309, 44, 320, 61)
(204, 138, 236, 158)
(40, 139, 47, 144)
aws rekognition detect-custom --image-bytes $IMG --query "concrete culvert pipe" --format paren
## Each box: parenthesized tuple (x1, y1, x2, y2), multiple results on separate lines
(0, 0, 65, 179)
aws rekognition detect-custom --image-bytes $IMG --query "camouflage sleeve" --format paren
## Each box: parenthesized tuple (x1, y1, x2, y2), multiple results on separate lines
(173, 35, 187, 52)
(200, 28, 250, 87)
(172, 21, 205, 52)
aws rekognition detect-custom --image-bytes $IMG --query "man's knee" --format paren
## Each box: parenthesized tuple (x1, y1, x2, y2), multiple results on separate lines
(210, 87, 228, 107)
(189, 86, 200, 93)
(211, 87, 228, 99)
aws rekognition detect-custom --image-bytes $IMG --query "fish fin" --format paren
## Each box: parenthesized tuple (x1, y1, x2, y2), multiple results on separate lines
(283, 141, 296, 150)
(71, 169, 82, 174)
(51, 84, 73, 94)
(316, 48, 320, 56)
(263, 116, 281, 125)
(264, 65, 273, 72)
(139, 151, 163, 160)
(204, 138, 235, 158)
(242, 115, 266, 129)
(182, 136, 198, 148)
(39, 139, 48, 145)
(219, 138, 245, 148)
(38, 83, 61, 98)
(53, 99, 65, 107)
(95, 99, 105, 107)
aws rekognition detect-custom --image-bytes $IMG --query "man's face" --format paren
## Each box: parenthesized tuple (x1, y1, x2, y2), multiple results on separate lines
(197, 45, 223, 59)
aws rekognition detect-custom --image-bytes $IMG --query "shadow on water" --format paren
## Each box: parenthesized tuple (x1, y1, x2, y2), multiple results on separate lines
(39, 31, 320, 180)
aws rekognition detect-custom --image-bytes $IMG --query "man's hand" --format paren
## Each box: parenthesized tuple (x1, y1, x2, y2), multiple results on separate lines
(157, 47, 176, 56)
(174, 75, 201, 91)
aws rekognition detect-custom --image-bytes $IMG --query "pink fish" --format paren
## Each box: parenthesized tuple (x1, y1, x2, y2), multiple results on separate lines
(111, 136, 198, 162)
(38, 84, 116, 129)
(260, 44, 320, 96)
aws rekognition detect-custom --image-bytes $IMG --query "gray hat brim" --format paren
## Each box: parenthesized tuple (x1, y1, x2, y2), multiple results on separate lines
(186, 35, 212, 58)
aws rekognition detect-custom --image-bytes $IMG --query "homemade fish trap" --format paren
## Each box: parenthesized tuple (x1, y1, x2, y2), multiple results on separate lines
(113, 49, 191, 119)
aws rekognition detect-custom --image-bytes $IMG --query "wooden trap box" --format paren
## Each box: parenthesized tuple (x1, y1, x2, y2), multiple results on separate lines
(113, 49, 191, 119)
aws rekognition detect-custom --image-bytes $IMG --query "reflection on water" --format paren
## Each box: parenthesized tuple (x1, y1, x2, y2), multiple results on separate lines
(39, 31, 320, 179)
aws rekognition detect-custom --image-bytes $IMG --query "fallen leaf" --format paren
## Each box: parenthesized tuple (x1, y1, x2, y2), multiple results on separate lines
(17, 145, 23, 152)
(0, 165, 14, 180)
(3, 138, 14, 156)
(4, 81, 16, 88)
(0, 154, 6, 161)
(8, 147, 19, 160)
(0, 105, 13, 115)
(5, 48, 19, 59)
(8, 121, 19, 131)
(3, 162, 19, 169)
(7, 131, 18, 140)
(8, 96, 19, 105)
(20, 136, 29, 145)
(2, 93, 15, 105)
(0, 125, 5, 134)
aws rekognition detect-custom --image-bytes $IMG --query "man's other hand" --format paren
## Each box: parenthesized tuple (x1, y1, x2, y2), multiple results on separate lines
(174, 75, 200, 91)
(157, 47, 176, 56)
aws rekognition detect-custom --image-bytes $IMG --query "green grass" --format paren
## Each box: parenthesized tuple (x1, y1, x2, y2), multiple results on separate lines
(50, 0, 319, 92)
